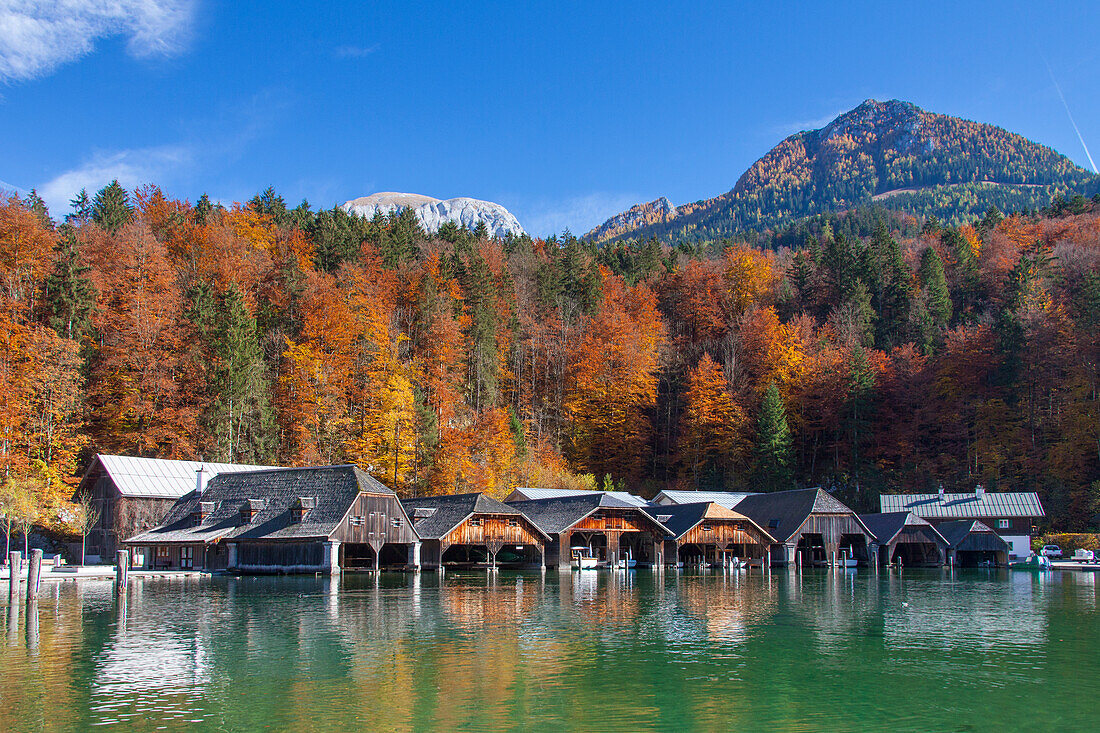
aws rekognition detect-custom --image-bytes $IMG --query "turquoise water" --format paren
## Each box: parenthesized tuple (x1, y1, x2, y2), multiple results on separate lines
(1, 569, 1096, 731)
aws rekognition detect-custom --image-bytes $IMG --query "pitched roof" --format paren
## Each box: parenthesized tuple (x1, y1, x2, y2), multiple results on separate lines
(79, 454, 276, 500)
(934, 519, 1005, 548)
(125, 465, 398, 544)
(735, 488, 867, 543)
(508, 493, 670, 536)
(653, 501, 775, 543)
(651, 490, 757, 509)
(858, 512, 947, 545)
(505, 487, 650, 507)
(879, 491, 1044, 519)
(401, 493, 551, 541)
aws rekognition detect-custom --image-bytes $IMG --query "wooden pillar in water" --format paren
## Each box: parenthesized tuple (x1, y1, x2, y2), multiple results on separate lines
(26, 549, 42, 602)
(115, 550, 129, 595)
(8, 551, 20, 600)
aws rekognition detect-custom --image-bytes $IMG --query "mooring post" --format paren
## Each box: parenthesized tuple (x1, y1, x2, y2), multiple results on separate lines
(8, 551, 19, 600)
(115, 550, 129, 595)
(26, 549, 42, 602)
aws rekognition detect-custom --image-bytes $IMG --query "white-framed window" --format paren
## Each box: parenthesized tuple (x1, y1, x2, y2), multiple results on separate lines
(180, 546, 193, 569)
(998, 519, 1010, 530)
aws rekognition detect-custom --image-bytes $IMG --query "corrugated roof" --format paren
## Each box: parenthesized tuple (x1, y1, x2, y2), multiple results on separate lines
(879, 492, 1044, 519)
(401, 493, 550, 542)
(505, 487, 650, 507)
(125, 465, 401, 544)
(652, 490, 757, 509)
(508, 494, 670, 536)
(87, 454, 276, 499)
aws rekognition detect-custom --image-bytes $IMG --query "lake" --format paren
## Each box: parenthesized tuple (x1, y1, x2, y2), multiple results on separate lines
(1, 568, 1097, 731)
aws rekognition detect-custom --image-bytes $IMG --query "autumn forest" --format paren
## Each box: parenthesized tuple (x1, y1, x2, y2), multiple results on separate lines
(3, 183, 1100, 541)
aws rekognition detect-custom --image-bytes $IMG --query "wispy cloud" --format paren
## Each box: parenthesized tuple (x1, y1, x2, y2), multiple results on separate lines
(510, 192, 644, 238)
(0, 178, 28, 197)
(0, 1, 197, 83)
(334, 43, 379, 59)
(38, 144, 193, 215)
(771, 108, 845, 138)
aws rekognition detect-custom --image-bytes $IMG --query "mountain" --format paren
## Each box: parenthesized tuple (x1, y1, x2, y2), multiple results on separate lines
(342, 192, 526, 238)
(586, 99, 1098, 243)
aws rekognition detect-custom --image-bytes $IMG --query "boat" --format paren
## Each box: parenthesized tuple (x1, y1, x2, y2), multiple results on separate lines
(570, 547, 598, 570)
(1009, 554, 1052, 571)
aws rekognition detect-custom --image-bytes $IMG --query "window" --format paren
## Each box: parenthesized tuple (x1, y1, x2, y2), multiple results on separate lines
(392, 518, 403, 528)
(702, 525, 713, 532)
(156, 546, 170, 558)
(470, 517, 483, 527)
(413, 507, 437, 519)
(349, 515, 364, 527)
(656, 514, 672, 523)
(180, 546, 193, 570)
(998, 519, 1010, 530)
(768, 519, 781, 529)
(508, 518, 518, 527)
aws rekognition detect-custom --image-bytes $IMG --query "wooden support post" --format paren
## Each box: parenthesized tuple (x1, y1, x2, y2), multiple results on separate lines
(115, 550, 129, 595)
(26, 549, 42, 602)
(8, 551, 19, 600)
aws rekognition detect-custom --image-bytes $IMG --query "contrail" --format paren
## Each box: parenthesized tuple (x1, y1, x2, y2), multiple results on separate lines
(1045, 60, 1098, 173)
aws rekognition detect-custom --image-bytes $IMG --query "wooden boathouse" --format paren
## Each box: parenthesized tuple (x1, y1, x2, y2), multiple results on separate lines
(124, 465, 420, 573)
(509, 494, 671, 568)
(652, 502, 775, 566)
(860, 512, 949, 566)
(935, 519, 1010, 566)
(401, 493, 551, 569)
(735, 488, 876, 566)
(73, 454, 273, 562)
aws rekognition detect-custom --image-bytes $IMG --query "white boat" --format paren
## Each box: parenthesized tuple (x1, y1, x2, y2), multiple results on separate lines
(570, 547, 598, 570)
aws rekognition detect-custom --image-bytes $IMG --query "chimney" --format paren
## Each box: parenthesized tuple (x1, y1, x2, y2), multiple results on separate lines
(938, 485, 945, 501)
(975, 485, 985, 498)
(195, 465, 210, 496)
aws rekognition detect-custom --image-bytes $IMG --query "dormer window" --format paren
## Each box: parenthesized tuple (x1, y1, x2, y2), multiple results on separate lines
(656, 514, 672, 523)
(412, 507, 437, 521)
(192, 501, 215, 526)
(241, 498, 266, 523)
(768, 519, 780, 530)
(291, 497, 315, 523)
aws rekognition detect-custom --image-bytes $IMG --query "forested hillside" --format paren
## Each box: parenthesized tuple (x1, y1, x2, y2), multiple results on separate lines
(588, 99, 1099, 243)
(3, 182, 1100, 540)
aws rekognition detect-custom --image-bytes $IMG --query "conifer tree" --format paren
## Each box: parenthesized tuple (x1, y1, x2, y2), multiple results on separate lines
(919, 247, 952, 331)
(43, 227, 94, 342)
(67, 189, 92, 225)
(193, 193, 213, 225)
(91, 180, 133, 232)
(751, 382, 793, 492)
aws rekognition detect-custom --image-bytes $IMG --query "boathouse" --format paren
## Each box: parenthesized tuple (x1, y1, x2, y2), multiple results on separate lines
(124, 465, 419, 573)
(860, 512, 949, 567)
(735, 488, 875, 566)
(509, 493, 671, 568)
(401, 493, 551, 569)
(935, 519, 1010, 567)
(73, 454, 274, 562)
(879, 488, 1043, 560)
(650, 490, 757, 509)
(652, 502, 775, 566)
(504, 486, 650, 507)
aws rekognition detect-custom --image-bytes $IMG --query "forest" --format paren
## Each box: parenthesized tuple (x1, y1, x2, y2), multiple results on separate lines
(3, 182, 1100, 547)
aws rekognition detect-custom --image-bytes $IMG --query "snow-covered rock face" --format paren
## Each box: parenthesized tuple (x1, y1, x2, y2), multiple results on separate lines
(341, 192, 526, 238)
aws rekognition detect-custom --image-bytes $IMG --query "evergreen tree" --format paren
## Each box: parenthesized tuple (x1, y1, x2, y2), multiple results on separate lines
(22, 189, 53, 229)
(845, 345, 876, 483)
(751, 382, 793, 492)
(43, 226, 94, 342)
(193, 193, 213, 225)
(871, 225, 913, 349)
(91, 180, 133, 232)
(67, 189, 93, 225)
(249, 187, 289, 227)
(919, 246, 952, 330)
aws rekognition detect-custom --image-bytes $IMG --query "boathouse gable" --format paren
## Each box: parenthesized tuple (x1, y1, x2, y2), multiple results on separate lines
(860, 512, 949, 566)
(735, 488, 875, 566)
(935, 519, 1010, 566)
(402, 493, 550, 568)
(655, 502, 775, 566)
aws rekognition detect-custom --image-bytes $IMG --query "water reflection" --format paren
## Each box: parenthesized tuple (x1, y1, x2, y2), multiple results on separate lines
(0, 570, 1099, 731)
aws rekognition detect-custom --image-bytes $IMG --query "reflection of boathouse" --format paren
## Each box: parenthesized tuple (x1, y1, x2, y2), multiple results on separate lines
(401, 493, 550, 569)
(860, 512, 949, 566)
(125, 465, 420, 573)
(735, 488, 875, 566)
(509, 494, 671, 568)
(935, 520, 1010, 566)
(652, 502, 774, 566)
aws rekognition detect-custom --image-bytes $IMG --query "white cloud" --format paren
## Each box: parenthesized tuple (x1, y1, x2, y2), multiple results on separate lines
(510, 192, 644, 238)
(0, 0, 197, 82)
(334, 44, 379, 59)
(38, 144, 192, 215)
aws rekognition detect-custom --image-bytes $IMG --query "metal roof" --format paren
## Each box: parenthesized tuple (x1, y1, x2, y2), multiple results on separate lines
(879, 491, 1045, 519)
(88, 454, 276, 499)
(651, 490, 757, 509)
(505, 487, 650, 507)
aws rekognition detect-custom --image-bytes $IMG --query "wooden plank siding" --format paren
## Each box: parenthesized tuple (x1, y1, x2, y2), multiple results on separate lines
(559, 508, 667, 567)
(668, 519, 772, 565)
(786, 514, 875, 565)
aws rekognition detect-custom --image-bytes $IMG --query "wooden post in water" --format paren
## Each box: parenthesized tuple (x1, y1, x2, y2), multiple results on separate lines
(8, 551, 19, 600)
(26, 549, 42, 602)
(115, 550, 129, 595)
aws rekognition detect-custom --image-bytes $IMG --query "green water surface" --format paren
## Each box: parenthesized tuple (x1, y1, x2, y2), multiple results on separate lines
(1, 568, 1096, 731)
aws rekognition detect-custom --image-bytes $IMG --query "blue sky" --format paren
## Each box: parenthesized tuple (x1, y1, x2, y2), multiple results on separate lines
(1, 1, 1098, 236)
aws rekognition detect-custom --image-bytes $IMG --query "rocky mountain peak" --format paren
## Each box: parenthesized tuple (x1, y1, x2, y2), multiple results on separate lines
(342, 192, 526, 238)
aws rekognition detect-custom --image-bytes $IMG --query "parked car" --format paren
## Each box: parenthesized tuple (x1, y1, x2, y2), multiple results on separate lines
(1072, 549, 1095, 562)
(1040, 544, 1063, 558)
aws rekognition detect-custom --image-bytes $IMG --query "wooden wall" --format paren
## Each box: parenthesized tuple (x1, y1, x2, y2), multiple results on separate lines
(332, 493, 418, 547)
